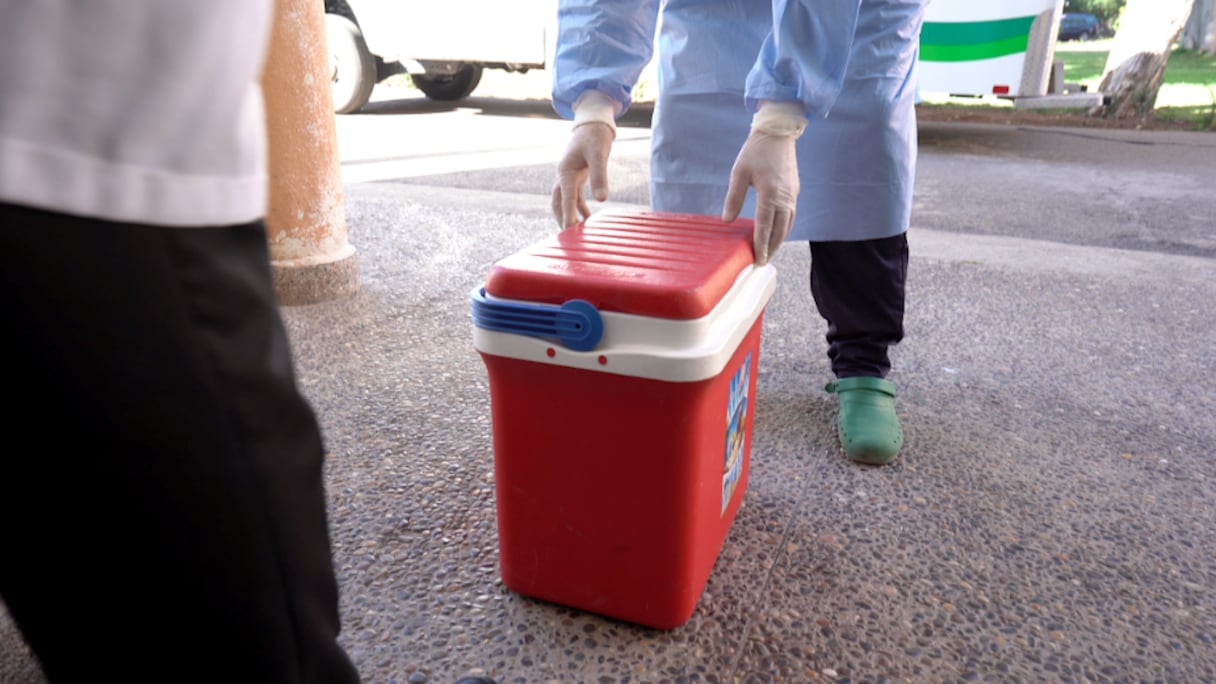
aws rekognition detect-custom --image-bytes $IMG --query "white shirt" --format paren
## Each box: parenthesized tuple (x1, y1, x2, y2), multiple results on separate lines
(0, 0, 272, 226)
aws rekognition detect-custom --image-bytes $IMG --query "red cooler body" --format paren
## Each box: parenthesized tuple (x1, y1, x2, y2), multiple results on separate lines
(471, 210, 776, 629)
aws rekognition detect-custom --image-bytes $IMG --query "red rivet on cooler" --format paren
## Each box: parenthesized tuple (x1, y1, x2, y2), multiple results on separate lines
(598, 355, 607, 365)
(546, 348, 556, 357)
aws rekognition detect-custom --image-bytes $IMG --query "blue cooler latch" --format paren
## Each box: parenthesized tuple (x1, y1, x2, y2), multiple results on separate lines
(471, 287, 604, 352)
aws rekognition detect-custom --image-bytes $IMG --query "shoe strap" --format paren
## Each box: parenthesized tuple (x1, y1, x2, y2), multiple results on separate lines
(824, 376, 896, 397)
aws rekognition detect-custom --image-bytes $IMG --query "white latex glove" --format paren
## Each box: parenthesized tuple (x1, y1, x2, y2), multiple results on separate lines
(552, 90, 621, 228)
(721, 100, 807, 265)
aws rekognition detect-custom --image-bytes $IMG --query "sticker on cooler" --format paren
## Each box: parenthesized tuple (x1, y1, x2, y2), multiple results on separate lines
(722, 350, 752, 516)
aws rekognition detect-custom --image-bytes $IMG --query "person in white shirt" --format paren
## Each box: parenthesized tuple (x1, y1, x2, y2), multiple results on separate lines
(0, 2, 360, 680)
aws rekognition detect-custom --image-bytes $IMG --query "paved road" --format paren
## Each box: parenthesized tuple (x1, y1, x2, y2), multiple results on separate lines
(341, 83, 1216, 259)
(3, 83, 1213, 684)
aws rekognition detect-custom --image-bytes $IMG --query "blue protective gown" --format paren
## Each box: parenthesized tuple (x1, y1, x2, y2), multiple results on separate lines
(552, 0, 928, 242)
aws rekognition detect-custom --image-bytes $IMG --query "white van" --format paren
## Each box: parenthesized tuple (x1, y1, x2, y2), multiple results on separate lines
(918, 0, 1103, 108)
(324, 0, 554, 113)
(324, 0, 1100, 114)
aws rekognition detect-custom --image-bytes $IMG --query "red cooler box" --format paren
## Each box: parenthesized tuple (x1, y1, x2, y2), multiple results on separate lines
(470, 210, 776, 629)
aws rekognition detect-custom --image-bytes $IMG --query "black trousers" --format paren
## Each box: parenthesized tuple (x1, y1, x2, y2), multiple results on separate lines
(0, 203, 359, 683)
(809, 233, 909, 379)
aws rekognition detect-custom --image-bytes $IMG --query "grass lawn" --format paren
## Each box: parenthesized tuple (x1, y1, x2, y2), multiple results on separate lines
(1057, 42, 1216, 127)
(918, 40, 1216, 130)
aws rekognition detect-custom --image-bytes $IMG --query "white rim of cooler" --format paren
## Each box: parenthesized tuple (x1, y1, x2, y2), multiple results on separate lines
(473, 264, 778, 383)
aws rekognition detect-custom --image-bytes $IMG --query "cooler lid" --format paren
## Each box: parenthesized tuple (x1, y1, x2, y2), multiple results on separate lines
(483, 210, 755, 320)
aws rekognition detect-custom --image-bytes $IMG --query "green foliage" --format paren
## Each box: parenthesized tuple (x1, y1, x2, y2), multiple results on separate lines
(1059, 45, 1216, 89)
(1062, 0, 1125, 26)
(1131, 86, 1156, 117)
(1154, 86, 1216, 131)
(1058, 49, 1107, 83)
(1056, 45, 1216, 129)
(632, 79, 657, 103)
(1161, 49, 1216, 86)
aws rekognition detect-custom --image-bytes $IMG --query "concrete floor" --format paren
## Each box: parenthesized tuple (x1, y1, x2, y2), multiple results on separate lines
(3, 115, 1214, 683)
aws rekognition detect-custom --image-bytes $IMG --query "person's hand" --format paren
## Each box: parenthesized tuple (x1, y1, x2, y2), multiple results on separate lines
(552, 122, 615, 228)
(552, 90, 621, 228)
(722, 100, 807, 265)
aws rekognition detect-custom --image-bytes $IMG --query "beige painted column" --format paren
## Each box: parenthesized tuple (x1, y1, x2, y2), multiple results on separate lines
(261, 0, 359, 305)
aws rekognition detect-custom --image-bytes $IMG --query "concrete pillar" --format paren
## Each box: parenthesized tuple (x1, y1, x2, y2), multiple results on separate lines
(261, 0, 359, 305)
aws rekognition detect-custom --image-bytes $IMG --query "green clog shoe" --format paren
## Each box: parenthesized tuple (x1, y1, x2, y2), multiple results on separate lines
(824, 377, 903, 465)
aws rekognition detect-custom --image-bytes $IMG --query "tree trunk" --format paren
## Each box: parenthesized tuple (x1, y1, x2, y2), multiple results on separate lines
(1181, 0, 1215, 52)
(1209, 0, 1216, 52)
(1092, 0, 1196, 119)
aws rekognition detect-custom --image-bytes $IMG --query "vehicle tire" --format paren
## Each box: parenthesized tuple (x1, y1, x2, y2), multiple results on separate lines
(325, 14, 376, 114)
(412, 64, 484, 101)
(324, 0, 356, 22)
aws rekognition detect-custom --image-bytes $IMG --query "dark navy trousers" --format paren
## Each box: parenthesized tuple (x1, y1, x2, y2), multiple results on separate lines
(809, 233, 909, 379)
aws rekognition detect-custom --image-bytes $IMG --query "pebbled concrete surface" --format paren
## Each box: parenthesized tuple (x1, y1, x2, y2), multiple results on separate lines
(294, 180, 1216, 684)
(3, 99, 1214, 683)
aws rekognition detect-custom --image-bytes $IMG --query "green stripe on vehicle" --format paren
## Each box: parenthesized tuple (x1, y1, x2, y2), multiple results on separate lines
(921, 16, 1037, 45)
(919, 16, 1036, 62)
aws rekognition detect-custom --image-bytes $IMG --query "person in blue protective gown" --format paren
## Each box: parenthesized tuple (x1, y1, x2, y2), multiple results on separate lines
(550, 0, 928, 465)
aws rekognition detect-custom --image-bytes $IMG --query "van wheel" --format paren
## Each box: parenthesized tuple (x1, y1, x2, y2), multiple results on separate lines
(412, 65, 484, 101)
(325, 14, 376, 114)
